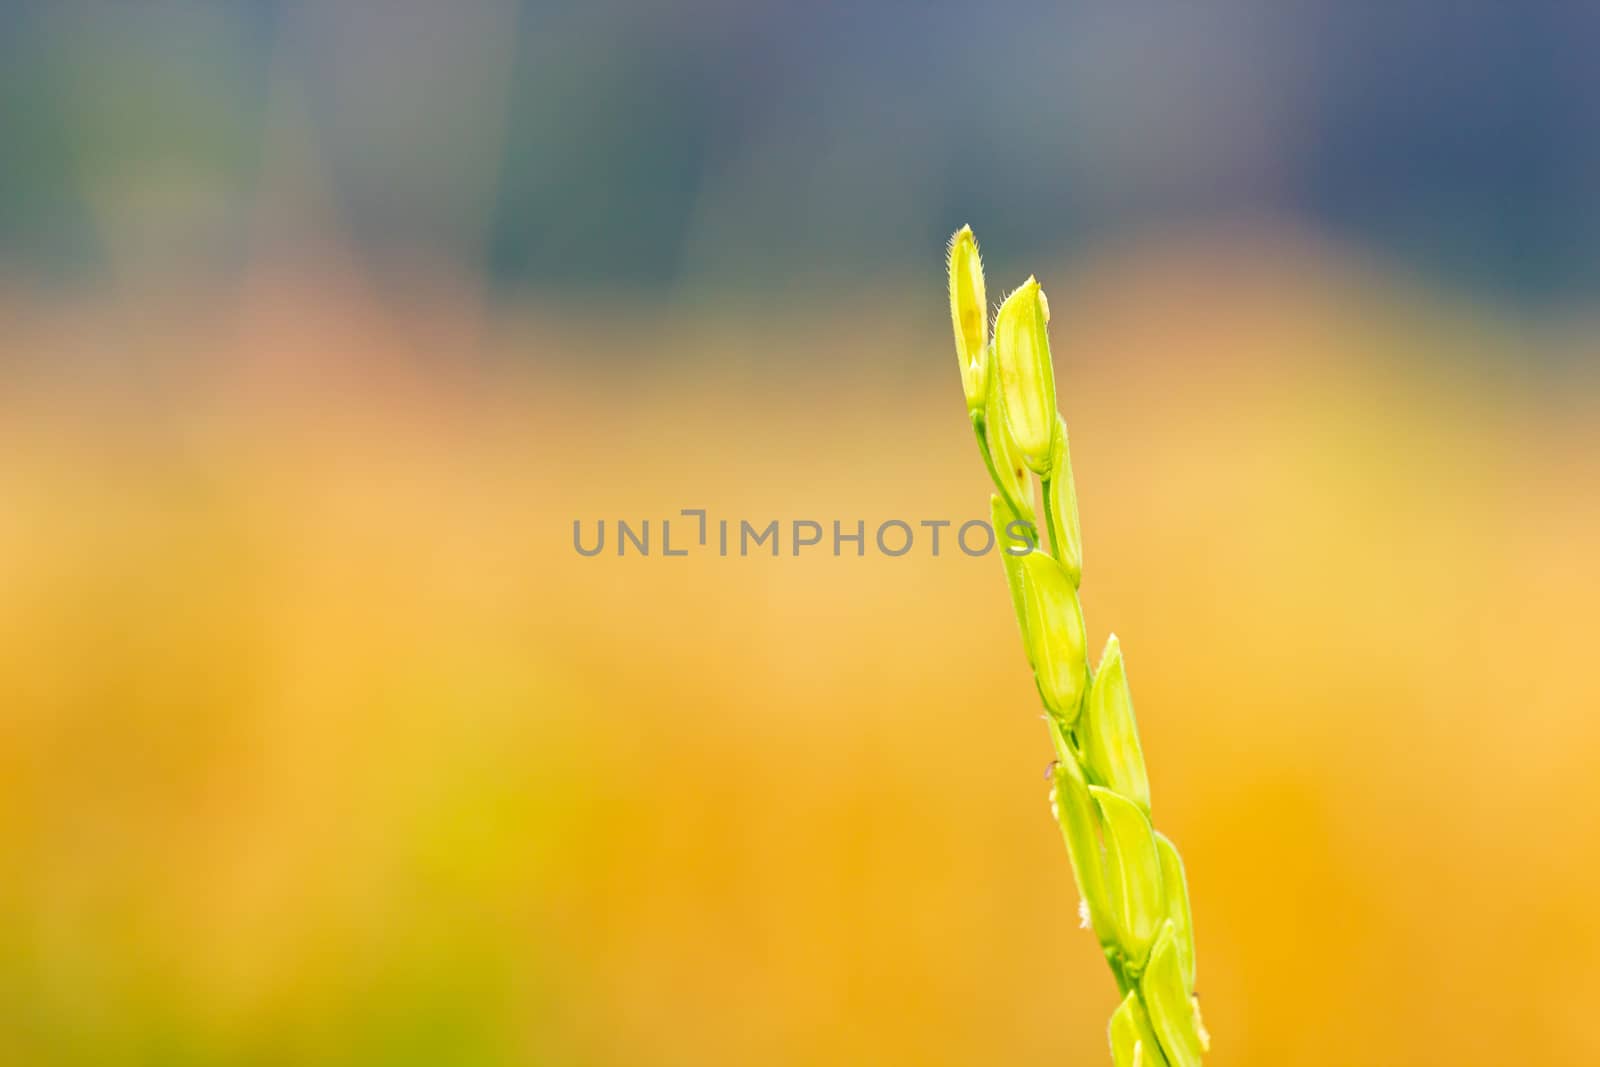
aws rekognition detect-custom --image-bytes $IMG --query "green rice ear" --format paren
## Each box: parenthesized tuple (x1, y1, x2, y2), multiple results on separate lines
(944, 229, 1209, 1060)
(985, 386, 1035, 523)
(1141, 922, 1206, 1067)
(1050, 758, 1116, 953)
(1045, 414, 1082, 585)
(1091, 786, 1166, 968)
(1016, 551, 1089, 725)
(1109, 991, 1170, 1067)
(1082, 635, 1152, 811)
(993, 277, 1058, 474)
(991, 494, 1032, 646)
(947, 226, 989, 413)
(1154, 831, 1197, 992)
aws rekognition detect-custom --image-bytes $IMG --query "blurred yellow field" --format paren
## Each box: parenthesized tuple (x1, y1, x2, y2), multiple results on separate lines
(3, 238, 1597, 1064)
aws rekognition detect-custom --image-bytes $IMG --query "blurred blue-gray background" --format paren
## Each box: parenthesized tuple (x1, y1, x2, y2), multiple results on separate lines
(5, 2, 1598, 303)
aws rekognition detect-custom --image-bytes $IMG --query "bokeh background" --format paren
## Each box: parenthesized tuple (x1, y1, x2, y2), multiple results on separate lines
(3, 4, 1599, 1065)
